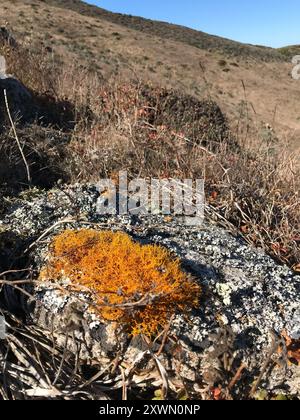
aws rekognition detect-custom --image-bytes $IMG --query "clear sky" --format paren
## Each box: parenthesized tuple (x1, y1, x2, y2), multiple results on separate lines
(87, 0, 300, 48)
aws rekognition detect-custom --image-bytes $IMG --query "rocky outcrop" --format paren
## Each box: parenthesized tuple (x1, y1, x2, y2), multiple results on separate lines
(1, 185, 299, 399)
(0, 77, 36, 125)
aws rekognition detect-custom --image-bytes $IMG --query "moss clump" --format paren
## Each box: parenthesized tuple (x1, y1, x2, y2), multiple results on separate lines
(40, 229, 201, 335)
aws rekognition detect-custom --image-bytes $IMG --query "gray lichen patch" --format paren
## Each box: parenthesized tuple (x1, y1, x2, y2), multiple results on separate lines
(1, 184, 299, 398)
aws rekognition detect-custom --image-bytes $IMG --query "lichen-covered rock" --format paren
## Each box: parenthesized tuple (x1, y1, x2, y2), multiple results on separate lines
(1, 184, 299, 398)
(33, 286, 130, 364)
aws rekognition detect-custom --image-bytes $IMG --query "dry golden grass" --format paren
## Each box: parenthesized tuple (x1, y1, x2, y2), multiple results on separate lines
(0, 40, 299, 269)
(0, 3, 299, 269)
(1, 0, 300, 148)
(65, 77, 300, 268)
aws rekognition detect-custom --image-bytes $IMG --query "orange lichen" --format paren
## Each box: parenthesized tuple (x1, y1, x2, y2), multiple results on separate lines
(39, 229, 201, 335)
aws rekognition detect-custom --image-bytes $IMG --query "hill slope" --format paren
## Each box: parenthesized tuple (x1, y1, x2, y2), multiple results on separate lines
(1, 0, 300, 147)
(45, 0, 285, 61)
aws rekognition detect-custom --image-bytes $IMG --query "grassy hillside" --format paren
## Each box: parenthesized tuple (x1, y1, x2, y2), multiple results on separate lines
(2, 0, 300, 143)
(0, 30, 299, 270)
(45, 0, 285, 61)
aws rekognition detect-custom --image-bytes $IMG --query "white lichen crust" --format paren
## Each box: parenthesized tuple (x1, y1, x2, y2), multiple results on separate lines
(1, 185, 299, 398)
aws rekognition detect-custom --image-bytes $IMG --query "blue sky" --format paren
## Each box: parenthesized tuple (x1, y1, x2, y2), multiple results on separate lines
(88, 0, 300, 48)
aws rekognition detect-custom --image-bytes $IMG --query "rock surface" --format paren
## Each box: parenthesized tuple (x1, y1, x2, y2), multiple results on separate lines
(0, 77, 36, 125)
(0, 184, 299, 398)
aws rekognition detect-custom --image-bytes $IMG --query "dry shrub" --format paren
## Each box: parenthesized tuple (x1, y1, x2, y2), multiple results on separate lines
(63, 79, 233, 179)
(0, 41, 76, 129)
(207, 140, 300, 268)
(40, 229, 201, 335)
(0, 40, 58, 95)
(62, 77, 299, 268)
(0, 124, 69, 193)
